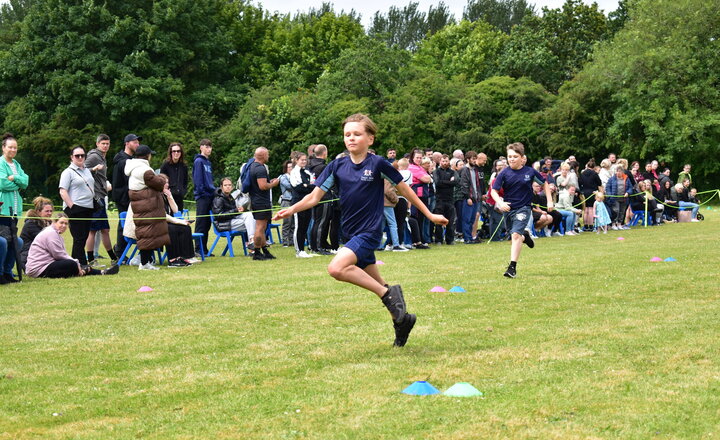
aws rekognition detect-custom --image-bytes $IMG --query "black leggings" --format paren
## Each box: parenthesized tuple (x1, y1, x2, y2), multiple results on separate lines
(39, 259, 100, 278)
(293, 210, 312, 252)
(167, 223, 194, 260)
(65, 205, 94, 265)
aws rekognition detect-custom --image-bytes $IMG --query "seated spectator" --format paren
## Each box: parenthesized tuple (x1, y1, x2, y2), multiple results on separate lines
(212, 177, 256, 252)
(555, 185, 580, 235)
(19, 196, 53, 271)
(673, 182, 700, 221)
(25, 213, 119, 278)
(658, 179, 677, 221)
(531, 182, 554, 234)
(629, 180, 663, 225)
(160, 175, 197, 267)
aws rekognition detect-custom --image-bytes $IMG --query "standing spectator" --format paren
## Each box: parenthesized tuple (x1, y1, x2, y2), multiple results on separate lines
(192, 139, 215, 256)
(19, 196, 53, 271)
(126, 145, 170, 270)
(382, 179, 403, 251)
(432, 154, 457, 245)
(290, 152, 315, 258)
(472, 152, 488, 238)
(111, 133, 140, 256)
(308, 145, 334, 255)
(85, 134, 118, 265)
(452, 149, 464, 160)
(59, 146, 96, 266)
(160, 142, 189, 211)
(578, 159, 602, 231)
(486, 159, 507, 241)
(605, 166, 631, 230)
(249, 147, 280, 260)
(0, 133, 29, 283)
(677, 164, 692, 186)
(386, 148, 396, 164)
(459, 151, 482, 244)
(278, 160, 295, 247)
(452, 158, 465, 240)
(25, 213, 119, 278)
(598, 159, 612, 187)
(408, 150, 431, 246)
(394, 158, 413, 250)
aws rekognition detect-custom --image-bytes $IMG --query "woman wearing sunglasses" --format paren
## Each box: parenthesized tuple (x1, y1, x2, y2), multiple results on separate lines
(59, 145, 96, 266)
(160, 142, 188, 211)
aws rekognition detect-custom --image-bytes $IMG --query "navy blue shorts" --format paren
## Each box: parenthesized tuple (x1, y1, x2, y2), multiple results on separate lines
(506, 206, 532, 236)
(343, 232, 381, 269)
(90, 200, 110, 231)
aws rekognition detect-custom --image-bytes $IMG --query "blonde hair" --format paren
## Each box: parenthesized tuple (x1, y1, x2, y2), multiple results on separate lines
(421, 157, 432, 166)
(600, 159, 611, 169)
(397, 158, 409, 170)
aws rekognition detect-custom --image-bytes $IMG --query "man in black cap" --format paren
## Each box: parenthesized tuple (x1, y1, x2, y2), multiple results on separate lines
(112, 133, 140, 255)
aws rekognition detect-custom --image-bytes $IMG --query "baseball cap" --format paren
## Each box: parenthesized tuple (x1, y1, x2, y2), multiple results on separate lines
(135, 145, 156, 157)
(124, 134, 142, 143)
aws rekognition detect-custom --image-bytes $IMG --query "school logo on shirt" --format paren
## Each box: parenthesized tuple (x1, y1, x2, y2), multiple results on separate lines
(524, 174, 531, 181)
(361, 169, 374, 182)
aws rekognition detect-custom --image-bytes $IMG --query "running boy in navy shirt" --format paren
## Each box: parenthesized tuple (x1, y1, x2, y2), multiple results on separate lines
(491, 142, 554, 278)
(274, 114, 447, 346)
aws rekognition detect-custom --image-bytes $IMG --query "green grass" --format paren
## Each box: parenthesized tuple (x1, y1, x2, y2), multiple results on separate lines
(2, 210, 720, 439)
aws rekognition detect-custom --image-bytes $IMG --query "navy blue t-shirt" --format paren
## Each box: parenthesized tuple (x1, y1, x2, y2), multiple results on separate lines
(249, 161, 271, 208)
(492, 166, 545, 208)
(315, 154, 403, 237)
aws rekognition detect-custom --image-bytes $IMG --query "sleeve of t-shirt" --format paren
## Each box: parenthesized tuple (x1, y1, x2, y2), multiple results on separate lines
(378, 159, 403, 185)
(253, 163, 268, 181)
(314, 160, 336, 192)
(59, 168, 72, 190)
(532, 169, 546, 185)
(492, 168, 506, 191)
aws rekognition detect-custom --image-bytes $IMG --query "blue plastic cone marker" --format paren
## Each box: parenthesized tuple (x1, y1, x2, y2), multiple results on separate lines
(443, 382, 483, 397)
(449, 286, 467, 293)
(402, 381, 441, 395)
(664, 257, 677, 262)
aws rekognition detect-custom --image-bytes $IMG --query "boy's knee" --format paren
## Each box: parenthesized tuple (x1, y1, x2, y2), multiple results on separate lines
(327, 264, 344, 280)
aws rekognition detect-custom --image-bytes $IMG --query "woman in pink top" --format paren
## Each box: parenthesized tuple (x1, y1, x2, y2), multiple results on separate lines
(25, 213, 119, 278)
(408, 149, 432, 247)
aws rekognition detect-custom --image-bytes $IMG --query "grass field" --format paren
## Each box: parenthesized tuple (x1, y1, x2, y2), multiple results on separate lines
(1, 209, 719, 439)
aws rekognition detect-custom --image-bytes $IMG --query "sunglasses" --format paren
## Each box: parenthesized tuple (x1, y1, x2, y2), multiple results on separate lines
(73, 154, 86, 158)
(171, 150, 182, 153)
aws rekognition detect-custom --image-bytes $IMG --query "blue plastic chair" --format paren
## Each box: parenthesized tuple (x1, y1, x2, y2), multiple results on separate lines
(208, 212, 248, 257)
(160, 212, 205, 262)
(266, 223, 282, 245)
(629, 210, 646, 226)
(117, 212, 165, 265)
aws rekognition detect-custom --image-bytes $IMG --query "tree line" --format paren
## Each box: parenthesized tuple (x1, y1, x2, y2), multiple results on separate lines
(0, 0, 717, 199)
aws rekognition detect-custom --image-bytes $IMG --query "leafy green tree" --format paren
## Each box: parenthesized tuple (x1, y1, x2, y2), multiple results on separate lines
(254, 10, 365, 87)
(462, 0, 535, 33)
(369, 2, 455, 52)
(544, 0, 720, 186)
(414, 20, 507, 83)
(495, 0, 609, 92)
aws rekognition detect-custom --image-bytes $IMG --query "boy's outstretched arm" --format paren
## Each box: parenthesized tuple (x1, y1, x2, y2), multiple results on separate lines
(273, 186, 326, 220)
(396, 181, 448, 226)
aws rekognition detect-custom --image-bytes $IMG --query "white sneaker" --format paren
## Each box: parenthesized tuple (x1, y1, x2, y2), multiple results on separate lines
(296, 251, 313, 258)
(611, 225, 619, 230)
(384, 244, 394, 251)
(328, 249, 338, 254)
(552, 231, 563, 237)
(565, 231, 577, 236)
(185, 258, 201, 264)
(392, 246, 409, 252)
(691, 218, 700, 222)
(139, 262, 159, 271)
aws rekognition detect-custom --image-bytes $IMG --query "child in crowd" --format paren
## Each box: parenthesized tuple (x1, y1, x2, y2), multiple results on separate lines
(273, 114, 447, 347)
(491, 142, 553, 279)
(593, 192, 611, 233)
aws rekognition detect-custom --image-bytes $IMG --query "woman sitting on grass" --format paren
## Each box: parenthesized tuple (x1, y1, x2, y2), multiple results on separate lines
(19, 196, 53, 270)
(25, 213, 119, 278)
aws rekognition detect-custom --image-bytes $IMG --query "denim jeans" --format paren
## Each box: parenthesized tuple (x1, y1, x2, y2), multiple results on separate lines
(382, 206, 399, 247)
(461, 201, 478, 242)
(678, 201, 699, 218)
(0, 236, 23, 275)
(558, 210, 576, 233)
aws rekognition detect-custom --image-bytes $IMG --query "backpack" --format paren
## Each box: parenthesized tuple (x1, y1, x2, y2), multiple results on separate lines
(240, 157, 255, 194)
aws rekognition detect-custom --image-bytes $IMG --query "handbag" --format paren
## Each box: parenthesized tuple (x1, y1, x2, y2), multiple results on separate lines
(71, 167, 102, 211)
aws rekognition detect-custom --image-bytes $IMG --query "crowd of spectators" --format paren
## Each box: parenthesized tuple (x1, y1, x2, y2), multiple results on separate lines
(0, 129, 709, 283)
